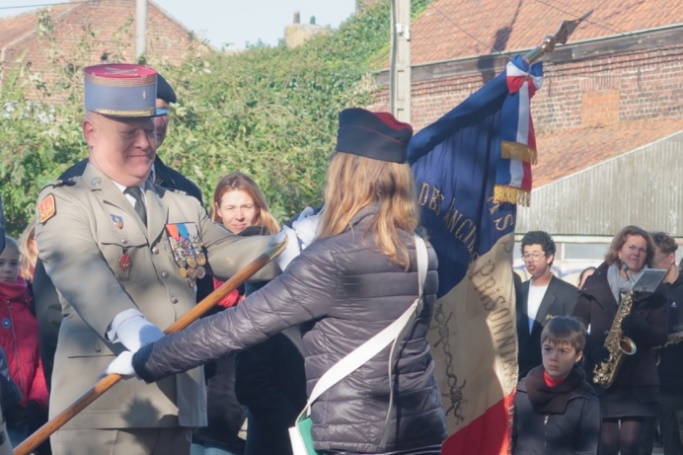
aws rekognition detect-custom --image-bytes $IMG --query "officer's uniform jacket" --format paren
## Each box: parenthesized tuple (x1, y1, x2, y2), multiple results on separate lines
(35, 164, 278, 430)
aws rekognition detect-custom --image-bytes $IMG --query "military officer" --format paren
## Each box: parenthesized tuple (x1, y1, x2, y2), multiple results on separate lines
(34, 63, 279, 455)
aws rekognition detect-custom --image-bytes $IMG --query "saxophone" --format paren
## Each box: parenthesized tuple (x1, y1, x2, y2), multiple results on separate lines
(593, 290, 638, 388)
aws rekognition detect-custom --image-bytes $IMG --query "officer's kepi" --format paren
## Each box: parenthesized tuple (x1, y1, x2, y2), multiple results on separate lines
(83, 63, 168, 118)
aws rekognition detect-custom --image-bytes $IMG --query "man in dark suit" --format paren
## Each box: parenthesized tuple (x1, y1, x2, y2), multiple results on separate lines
(516, 230, 578, 378)
(33, 72, 203, 388)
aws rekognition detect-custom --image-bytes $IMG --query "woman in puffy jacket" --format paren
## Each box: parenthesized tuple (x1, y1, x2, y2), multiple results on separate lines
(114, 108, 448, 454)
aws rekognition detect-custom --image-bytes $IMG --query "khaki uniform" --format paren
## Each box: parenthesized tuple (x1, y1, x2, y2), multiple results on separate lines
(35, 164, 278, 431)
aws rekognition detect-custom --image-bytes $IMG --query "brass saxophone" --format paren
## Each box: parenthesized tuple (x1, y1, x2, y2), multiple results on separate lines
(593, 290, 638, 388)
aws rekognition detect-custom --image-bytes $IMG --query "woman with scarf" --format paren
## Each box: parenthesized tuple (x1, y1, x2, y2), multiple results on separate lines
(572, 225, 668, 455)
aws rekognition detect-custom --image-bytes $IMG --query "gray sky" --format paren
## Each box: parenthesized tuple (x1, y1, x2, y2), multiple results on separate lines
(0, 0, 357, 49)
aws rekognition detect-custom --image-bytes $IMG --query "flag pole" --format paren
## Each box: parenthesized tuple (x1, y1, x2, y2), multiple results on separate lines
(524, 10, 593, 64)
(14, 238, 287, 455)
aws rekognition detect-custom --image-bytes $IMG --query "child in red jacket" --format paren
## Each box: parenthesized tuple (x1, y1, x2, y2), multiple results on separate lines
(0, 236, 48, 447)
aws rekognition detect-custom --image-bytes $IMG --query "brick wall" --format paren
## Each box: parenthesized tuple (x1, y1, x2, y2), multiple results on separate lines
(372, 43, 683, 132)
(2, 0, 210, 100)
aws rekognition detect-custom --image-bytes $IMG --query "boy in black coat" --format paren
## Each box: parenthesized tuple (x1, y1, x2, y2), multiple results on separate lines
(513, 316, 600, 455)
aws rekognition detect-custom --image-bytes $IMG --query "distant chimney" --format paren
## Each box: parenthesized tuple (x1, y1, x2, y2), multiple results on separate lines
(285, 10, 329, 48)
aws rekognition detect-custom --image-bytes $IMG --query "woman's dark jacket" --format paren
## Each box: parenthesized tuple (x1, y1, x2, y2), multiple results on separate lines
(233, 225, 307, 455)
(512, 366, 600, 454)
(571, 262, 668, 388)
(235, 330, 306, 455)
(134, 213, 447, 453)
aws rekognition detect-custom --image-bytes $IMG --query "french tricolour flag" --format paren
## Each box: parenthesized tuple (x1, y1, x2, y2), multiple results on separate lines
(409, 55, 542, 455)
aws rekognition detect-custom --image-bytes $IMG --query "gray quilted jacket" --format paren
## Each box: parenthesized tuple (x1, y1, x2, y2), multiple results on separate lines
(134, 211, 447, 453)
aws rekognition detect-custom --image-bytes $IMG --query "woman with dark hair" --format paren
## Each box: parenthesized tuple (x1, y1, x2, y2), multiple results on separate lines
(572, 225, 668, 455)
(109, 108, 447, 454)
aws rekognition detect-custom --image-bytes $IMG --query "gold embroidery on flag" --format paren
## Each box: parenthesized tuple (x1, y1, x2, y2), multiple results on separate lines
(501, 141, 537, 164)
(493, 185, 530, 206)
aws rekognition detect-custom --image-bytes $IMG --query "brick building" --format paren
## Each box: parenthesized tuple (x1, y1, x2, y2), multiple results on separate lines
(372, 0, 683, 279)
(0, 0, 210, 96)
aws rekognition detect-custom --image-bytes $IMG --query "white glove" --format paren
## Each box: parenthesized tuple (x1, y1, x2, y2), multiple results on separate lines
(102, 351, 136, 378)
(274, 225, 302, 271)
(107, 309, 165, 352)
(292, 206, 321, 249)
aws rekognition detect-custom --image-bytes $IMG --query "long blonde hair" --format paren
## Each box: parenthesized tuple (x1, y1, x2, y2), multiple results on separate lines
(18, 220, 37, 281)
(318, 152, 419, 269)
(211, 172, 279, 235)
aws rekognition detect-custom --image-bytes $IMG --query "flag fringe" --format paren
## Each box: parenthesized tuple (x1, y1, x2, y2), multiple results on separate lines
(493, 185, 530, 206)
(500, 141, 537, 164)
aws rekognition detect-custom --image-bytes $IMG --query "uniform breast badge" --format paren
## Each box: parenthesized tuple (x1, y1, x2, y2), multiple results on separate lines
(110, 214, 124, 229)
(165, 222, 206, 279)
(39, 194, 56, 224)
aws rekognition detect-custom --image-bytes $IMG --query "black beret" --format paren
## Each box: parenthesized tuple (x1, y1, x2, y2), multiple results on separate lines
(156, 73, 177, 104)
(335, 108, 413, 163)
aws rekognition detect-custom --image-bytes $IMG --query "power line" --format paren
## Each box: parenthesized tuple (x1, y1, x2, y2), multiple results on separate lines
(429, 2, 507, 55)
(532, 0, 626, 35)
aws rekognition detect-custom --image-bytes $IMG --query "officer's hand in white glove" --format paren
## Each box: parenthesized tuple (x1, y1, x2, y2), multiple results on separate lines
(274, 225, 302, 271)
(292, 206, 321, 249)
(107, 309, 165, 353)
(102, 351, 136, 379)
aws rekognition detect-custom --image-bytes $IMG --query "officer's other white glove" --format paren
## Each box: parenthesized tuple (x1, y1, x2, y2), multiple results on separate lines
(291, 206, 321, 250)
(102, 351, 136, 379)
(274, 226, 302, 271)
(107, 309, 165, 353)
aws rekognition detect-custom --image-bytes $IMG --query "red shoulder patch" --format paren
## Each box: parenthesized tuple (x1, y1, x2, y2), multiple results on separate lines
(39, 194, 56, 224)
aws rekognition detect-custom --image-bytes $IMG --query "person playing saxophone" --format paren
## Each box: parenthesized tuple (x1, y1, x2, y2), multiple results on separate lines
(572, 225, 668, 455)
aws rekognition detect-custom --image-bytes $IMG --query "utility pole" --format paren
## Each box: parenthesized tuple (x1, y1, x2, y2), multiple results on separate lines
(135, 0, 147, 61)
(390, 0, 411, 123)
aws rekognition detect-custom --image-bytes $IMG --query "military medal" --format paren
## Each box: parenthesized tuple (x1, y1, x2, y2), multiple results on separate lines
(166, 222, 204, 280)
(119, 250, 131, 271)
(196, 253, 206, 266)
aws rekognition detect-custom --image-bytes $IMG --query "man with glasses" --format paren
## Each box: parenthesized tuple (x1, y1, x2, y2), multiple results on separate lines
(516, 230, 578, 378)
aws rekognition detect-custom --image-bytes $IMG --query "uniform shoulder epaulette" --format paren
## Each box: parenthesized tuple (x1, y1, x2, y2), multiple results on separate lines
(42, 178, 77, 190)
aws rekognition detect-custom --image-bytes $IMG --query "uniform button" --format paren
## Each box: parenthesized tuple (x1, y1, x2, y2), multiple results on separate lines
(94, 345, 101, 352)
(152, 246, 159, 255)
(161, 271, 169, 279)
(170, 296, 178, 304)
(121, 239, 128, 245)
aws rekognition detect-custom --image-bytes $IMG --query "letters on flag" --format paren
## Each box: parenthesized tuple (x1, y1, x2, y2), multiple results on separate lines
(409, 55, 542, 455)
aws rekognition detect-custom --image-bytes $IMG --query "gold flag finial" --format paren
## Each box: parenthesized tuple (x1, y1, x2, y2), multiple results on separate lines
(524, 10, 593, 64)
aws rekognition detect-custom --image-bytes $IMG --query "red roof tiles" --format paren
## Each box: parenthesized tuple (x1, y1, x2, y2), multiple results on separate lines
(411, 0, 683, 65)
